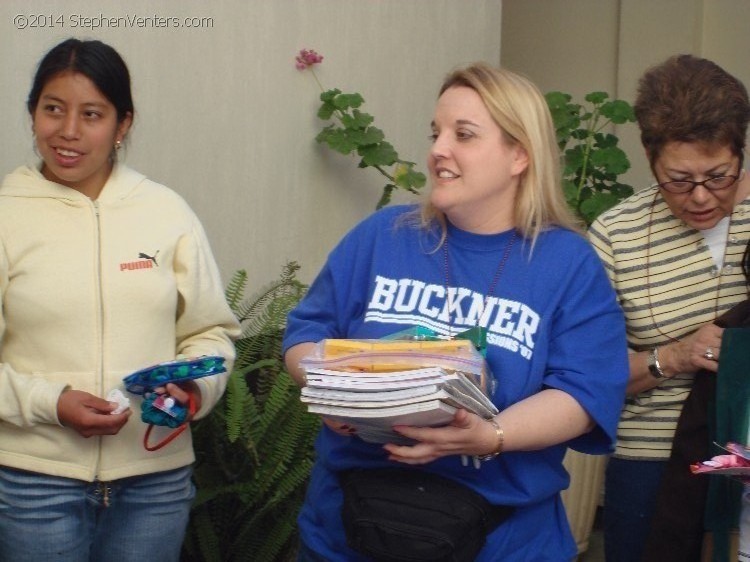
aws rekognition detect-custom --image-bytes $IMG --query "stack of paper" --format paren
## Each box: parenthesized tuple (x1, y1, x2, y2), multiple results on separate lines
(301, 366, 498, 444)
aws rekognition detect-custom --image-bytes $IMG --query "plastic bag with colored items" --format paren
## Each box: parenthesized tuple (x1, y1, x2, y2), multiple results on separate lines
(122, 356, 224, 450)
(691, 442, 750, 483)
(299, 329, 495, 395)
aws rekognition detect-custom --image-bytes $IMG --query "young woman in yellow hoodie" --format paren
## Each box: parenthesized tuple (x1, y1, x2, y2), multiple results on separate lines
(0, 39, 239, 562)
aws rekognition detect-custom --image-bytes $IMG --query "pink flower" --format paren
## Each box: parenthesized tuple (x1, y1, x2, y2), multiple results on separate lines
(295, 48, 323, 70)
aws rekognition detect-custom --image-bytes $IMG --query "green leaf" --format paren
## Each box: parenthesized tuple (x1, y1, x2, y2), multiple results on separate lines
(610, 182, 635, 198)
(333, 92, 364, 110)
(562, 178, 579, 204)
(600, 100, 636, 124)
(544, 91, 573, 108)
(316, 101, 336, 121)
(315, 126, 359, 154)
(394, 164, 426, 190)
(358, 141, 398, 167)
(580, 192, 622, 225)
(354, 126, 385, 146)
(584, 91, 608, 104)
(319, 89, 341, 103)
(339, 109, 374, 130)
(590, 146, 630, 175)
(593, 133, 618, 149)
(545, 92, 582, 149)
(570, 129, 590, 141)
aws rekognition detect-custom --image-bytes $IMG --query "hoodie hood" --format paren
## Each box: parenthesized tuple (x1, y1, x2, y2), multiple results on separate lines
(0, 163, 148, 204)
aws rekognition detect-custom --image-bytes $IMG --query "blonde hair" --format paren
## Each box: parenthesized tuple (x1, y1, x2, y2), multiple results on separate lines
(419, 62, 580, 246)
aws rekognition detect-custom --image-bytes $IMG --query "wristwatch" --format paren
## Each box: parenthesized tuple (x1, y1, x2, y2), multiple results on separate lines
(647, 347, 666, 379)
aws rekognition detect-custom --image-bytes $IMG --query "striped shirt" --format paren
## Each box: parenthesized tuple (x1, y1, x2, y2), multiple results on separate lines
(589, 185, 750, 460)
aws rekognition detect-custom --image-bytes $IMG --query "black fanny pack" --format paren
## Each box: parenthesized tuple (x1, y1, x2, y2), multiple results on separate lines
(339, 467, 515, 562)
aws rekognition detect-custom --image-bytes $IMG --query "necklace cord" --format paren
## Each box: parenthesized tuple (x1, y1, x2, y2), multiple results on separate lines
(442, 231, 518, 338)
(645, 192, 726, 344)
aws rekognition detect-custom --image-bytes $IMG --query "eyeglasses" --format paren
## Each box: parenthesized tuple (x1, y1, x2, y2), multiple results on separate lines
(657, 170, 743, 194)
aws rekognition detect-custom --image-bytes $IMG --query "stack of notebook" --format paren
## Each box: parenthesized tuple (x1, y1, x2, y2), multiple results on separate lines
(300, 339, 497, 444)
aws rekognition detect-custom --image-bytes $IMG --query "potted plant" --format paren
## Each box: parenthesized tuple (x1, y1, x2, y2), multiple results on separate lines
(296, 48, 426, 209)
(181, 263, 319, 562)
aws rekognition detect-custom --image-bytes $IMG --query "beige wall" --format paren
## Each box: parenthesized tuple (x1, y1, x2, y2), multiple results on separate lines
(502, 0, 750, 189)
(0, 0, 503, 289)
(9, 1, 746, 291)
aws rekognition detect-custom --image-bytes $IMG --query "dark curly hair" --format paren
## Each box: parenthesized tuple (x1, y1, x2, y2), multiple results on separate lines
(634, 54, 750, 165)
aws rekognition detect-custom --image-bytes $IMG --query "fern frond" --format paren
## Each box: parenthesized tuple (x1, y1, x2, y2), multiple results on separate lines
(264, 457, 316, 508)
(224, 269, 248, 310)
(234, 275, 306, 328)
(224, 364, 281, 446)
(252, 371, 298, 443)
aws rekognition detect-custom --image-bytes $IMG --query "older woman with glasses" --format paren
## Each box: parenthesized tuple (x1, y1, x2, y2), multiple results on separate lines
(588, 54, 750, 562)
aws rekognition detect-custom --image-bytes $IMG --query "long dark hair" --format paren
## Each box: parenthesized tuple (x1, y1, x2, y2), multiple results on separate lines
(27, 38, 133, 123)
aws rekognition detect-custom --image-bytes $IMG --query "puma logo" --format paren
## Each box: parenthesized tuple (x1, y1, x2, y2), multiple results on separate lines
(120, 250, 160, 271)
(138, 250, 159, 266)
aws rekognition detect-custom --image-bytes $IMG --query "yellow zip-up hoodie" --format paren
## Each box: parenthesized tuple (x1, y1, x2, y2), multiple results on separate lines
(0, 164, 240, 482)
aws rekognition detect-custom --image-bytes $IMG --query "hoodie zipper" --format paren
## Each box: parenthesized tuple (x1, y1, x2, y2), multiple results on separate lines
(93, 199, 105, 480)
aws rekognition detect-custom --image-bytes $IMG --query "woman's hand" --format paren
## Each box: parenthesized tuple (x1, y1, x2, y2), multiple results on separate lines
(383, 409, 498, 465)
(160, 381, 202, 421)
(383, 389, 592, 464)
(57, 389, 131, 437)
(662, 322, 724, 375)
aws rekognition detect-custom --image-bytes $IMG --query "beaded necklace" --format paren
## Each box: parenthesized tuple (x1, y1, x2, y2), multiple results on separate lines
(442, 230, 518, 342)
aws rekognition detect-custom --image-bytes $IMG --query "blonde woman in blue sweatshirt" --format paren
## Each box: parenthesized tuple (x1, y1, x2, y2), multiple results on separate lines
(0, 39, 239, 562)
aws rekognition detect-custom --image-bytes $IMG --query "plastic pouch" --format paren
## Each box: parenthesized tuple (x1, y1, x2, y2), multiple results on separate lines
(122, 356, 225, 451)
(123, 355, 226, 395)
(299, 338, 495, 395)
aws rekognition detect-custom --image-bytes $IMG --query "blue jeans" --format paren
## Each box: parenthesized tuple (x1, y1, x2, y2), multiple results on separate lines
(603, 457, 666, 562)
(0, 465, 195, 562)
